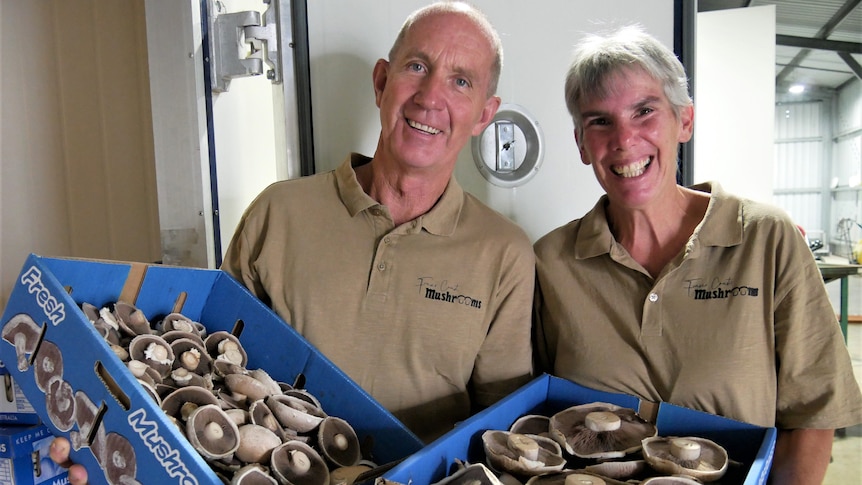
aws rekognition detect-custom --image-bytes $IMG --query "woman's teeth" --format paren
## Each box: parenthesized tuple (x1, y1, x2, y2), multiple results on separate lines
(408, 119, 441, 134)
(613, 157, 651, 178)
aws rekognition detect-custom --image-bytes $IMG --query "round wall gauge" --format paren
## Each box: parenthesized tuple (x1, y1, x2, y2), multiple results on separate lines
(471, 103, 543, 188)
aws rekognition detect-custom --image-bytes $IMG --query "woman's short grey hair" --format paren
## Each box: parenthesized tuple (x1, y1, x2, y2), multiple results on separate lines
(388, 1, 503, 97)
(564, 25, 691, 137)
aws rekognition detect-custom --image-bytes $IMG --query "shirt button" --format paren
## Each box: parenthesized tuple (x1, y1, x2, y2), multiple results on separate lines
(649, 293, 659, 302)
(384, 237, 391, 244)
(378, 263, 386, 271)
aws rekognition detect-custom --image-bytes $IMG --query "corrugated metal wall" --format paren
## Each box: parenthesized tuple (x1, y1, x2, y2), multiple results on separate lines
(773, 79, 862, 259)
(773, 100, 827, 237)
(831, 80, 862, 259)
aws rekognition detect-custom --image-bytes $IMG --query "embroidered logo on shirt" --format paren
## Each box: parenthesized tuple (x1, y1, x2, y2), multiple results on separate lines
(417, 277, 483, 309)
(685, 277, 759, 300)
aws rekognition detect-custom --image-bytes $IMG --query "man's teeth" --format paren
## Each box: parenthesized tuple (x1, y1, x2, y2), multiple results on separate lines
(613, 157, 651, 178)
(408, 119, 440, 134)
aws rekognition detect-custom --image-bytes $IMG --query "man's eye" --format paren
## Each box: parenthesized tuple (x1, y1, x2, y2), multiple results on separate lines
(587, 118, 608, 126)
(408, 63, 424, 72)
(455, 78, 470, 88)
(639, 107, 654, 116)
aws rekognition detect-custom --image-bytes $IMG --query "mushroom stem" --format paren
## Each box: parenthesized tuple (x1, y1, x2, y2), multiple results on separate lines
(584, 411, 621, 432)
(144, 342, 170, 364)
(670, 438, 702, 461)
(204, 421, 224, 441)
(289, 450, 311, 475)
(506, 434, 540, 461)
(13, 333, 28, 371)
(180, 349, 201, 370)
(333, 433, 349, 451)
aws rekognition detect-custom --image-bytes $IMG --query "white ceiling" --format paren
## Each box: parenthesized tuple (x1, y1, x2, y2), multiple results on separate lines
(699, 0, 861, 96)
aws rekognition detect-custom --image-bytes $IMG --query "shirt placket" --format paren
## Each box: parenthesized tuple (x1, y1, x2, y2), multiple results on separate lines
(367, 208, 414, 304)
(641, 279, 664, 337)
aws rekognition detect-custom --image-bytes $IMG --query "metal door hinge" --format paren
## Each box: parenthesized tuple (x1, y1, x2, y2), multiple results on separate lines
(208, 0, 283, 92)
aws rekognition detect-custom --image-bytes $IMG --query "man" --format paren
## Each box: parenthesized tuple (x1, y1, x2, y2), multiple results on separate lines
(534, 25, 862, 484)
(52, 2, 534, 482)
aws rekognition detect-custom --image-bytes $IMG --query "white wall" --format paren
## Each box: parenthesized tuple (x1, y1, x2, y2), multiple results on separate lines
(307, 0, 675, 242)
(1, 0, 161, 310)
(694, 6, 776, 203)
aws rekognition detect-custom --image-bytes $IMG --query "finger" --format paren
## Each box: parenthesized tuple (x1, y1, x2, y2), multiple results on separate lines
(49, 437, 72, 467)
(68, 463, 90, 485)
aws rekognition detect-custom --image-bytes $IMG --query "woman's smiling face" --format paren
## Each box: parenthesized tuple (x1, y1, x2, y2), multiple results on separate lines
(576, 67, 694, 210)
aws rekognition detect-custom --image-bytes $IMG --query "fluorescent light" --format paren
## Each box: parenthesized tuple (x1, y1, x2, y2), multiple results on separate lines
(789, 84, 805, 94)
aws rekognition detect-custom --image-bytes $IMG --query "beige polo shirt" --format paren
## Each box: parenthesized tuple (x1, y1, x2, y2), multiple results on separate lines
(535, 182, 862, 429)
(222, 154, 535, 442)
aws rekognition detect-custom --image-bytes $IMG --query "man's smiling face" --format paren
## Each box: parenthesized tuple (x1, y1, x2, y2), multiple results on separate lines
(372, 11, 500, 175)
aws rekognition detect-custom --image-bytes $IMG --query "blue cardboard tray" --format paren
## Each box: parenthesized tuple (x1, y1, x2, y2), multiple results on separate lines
(384, 374, 777, 485)
(0, 254, 423, 485)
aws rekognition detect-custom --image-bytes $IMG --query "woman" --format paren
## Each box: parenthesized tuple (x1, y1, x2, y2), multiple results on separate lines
(534, 25, 862, 484)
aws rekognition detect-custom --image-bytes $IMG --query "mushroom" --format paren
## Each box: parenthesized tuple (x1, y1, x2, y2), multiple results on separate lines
(2, 313, 42, 371)
(45, 375, 76, 432)
(510, 414, 551, 437)
(249, 399, 288, 442)
(100, 432, 138, 485)
(170, 367, 209, 389)
(33, 340, 64, 392)
(231, 464, 277, 485)
(235, 424, 282, 464)
(482, 430, 565, 476)
(225, 373, 280, 403)
(642, 436, 729, 482)
(127, 360, 163, 387)
(170, 337, 213, 375)
(316, 416, 361, 468)
(71, 390, 100, 451)
(160, 312, 205, 336)
(270, 441, 330, 485)
(128, 334, 175, 378)
(266, 394, 327, 433)
(283, 388, 322, 410)
(112, 301, 152, 337)
(640, 477, 705, 485)
(99, 306, 121, 332)
(205, 331, 248, 367)
(160, 386, 220, 424)
(584, 460, 649, 480)
(186, 403, 241, 461)
(549, 402, 657, 459)
(525, 471, 622, 485)
(433, 462, 504, 485)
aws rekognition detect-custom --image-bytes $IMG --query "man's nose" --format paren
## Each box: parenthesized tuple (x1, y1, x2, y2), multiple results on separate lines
(414, 74, 445, 109)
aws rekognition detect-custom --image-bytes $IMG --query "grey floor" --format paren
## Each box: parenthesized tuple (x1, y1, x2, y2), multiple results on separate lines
(823, 322, 862, 484)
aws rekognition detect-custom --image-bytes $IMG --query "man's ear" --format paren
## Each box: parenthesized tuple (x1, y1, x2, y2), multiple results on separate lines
(372, 59, 389, 108)
(678, 104, 694, 143)
(471, 95, 502, 136)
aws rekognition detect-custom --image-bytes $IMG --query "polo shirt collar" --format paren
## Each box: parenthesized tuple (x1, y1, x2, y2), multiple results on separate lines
(689, 181, 743, 248)
(335, 153, 464, 236)
(572, 181, 743, 260)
